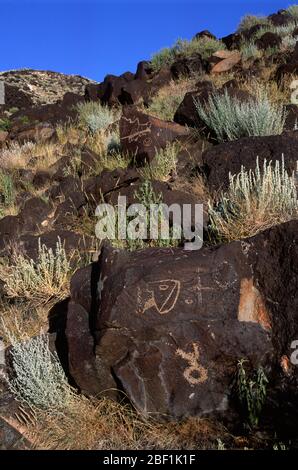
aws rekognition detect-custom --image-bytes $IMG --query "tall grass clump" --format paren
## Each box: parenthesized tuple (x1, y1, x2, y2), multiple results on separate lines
(237, 14, 269, 32)
(0, 238, 73, 303)
(139, 142, 179, 181)
(208, 157, 298, 241)
(77, 101, 120, 133)
(147, 78, 195, 121)
(0, 170, 15, 214)
(194, 87, 287, 142)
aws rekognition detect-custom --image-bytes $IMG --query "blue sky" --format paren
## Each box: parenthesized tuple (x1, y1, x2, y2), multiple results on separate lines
(0, 0, 294, 81)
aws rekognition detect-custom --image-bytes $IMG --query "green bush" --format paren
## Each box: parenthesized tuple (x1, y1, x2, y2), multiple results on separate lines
(194, 87, 287, 142)
(0, 118, 11, 132)
(77, 101, 120, 133)
(237, 14, 269, 32)
(151, 37, 225, 72)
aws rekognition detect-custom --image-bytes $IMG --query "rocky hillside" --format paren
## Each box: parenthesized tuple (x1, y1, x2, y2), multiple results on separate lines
(0, 6, 298, 451)
(0, 69, 96, 107)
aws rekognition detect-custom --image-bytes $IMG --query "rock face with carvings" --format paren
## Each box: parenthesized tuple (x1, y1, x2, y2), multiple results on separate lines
(64, 219, 298, 420)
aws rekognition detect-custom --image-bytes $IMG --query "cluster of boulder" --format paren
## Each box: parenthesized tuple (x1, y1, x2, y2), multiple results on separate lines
(0, 7, 298, 440)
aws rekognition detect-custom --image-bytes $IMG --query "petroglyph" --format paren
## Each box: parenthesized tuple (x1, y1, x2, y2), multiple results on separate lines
(121, 116, 152, 143)
(212, 261, 238, 289)
(137, 279, 181, 315)
(176, 342, 208, 385)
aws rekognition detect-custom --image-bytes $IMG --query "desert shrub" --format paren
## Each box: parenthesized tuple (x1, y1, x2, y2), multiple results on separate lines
(147, 78, 195, 121)
(237, 14, 269, 32)
(77, 101, 120, 133)
(176, 37, 226, 59)
(0, 237, 73, 303)
(139, 142, 179, 181)
(151, 37, 225, 72)
(194, 87, 287, 142)
(208, 157, 298, 241)
(286, 4, 298, 19)
(150, 46, 177, 71)
(240, 41, 261, 60)
(3, 332, 73, 410)
(281, 34, 298, 51)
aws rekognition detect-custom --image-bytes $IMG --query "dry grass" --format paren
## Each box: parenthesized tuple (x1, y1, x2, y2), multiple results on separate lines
(241, 76, 298, 106)
(139, 142, 180, 181)
(0, 302, 49, 346)
(0, 141, 62, 171)
(172, 173, 210, 202)
(18, 395, 231, 450)
(146, 78, 196, 121)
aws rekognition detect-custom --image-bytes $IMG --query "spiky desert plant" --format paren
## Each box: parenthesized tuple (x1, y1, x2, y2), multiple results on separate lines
(208, 157, 298, 241)
(0, 238, 73, 303)
(194, 86, 287, 142)
(147, 78, 195, 121)
(77, 101, 120, 133)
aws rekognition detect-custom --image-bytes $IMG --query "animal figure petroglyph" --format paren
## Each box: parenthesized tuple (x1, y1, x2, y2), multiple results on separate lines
(137, 279, 181, 315)
(176, 342, 208, 385)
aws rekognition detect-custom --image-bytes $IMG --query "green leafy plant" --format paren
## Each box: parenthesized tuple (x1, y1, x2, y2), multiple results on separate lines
(0, 170, 15, 208)
(0, 117, 11, 132)
(235, 359, 268, 427)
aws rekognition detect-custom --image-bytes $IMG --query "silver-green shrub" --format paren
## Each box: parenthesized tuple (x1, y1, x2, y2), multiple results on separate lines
(77, 101, 120, 133)
(194, 88, 287, 142)
(5, 332, 72, 410)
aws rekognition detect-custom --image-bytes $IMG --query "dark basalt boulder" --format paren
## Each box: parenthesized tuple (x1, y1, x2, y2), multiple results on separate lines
(221, 33, 242, 50)
(0, 83, 34, 110)
(193, 30, 216, 41)
(202, 132, 298, 191)
(64, 219, 298, 424)
(170, 54, 207, 79)
(268, 12, 293, 26)
(119, 106, 189, 165)
(255, 32, 282, 50)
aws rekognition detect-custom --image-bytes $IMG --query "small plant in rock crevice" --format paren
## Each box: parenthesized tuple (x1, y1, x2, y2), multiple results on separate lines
(235, 359, 268, 427)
